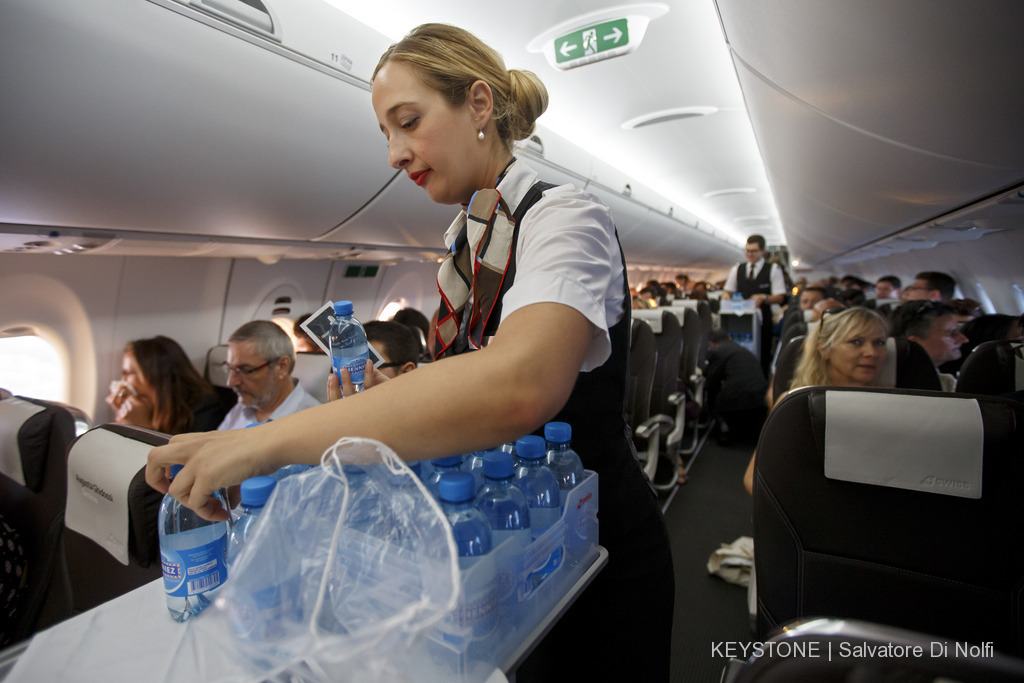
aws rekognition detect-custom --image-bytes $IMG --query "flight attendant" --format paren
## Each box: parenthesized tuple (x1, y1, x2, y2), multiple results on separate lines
(147, 23, 674, 681)
(722, 234, 787, 376)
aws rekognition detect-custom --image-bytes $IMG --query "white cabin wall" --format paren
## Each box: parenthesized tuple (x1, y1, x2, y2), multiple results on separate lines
(220, 258, 333, 342)
(0, 253, 230, 421)
(831, 230, 1024, 314)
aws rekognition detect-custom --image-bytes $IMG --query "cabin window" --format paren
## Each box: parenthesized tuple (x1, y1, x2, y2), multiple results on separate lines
(0, 331, 66, 403)
(1012, 285, 1024, 315)
(378, 300, 407, 322)
(973, 283, 997, 315)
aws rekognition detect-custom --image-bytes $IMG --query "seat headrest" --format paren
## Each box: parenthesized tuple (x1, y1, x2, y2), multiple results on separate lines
(206, 344, 230, 388)
(65, 424, 169, 565)
(0, 396, 48, 489)
(822, 390, 984, 499)
(631, 308, 664, 333)
(292, 352, 331, 404)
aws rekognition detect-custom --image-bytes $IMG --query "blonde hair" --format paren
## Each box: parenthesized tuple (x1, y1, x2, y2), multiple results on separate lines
(373, 23, 548, 153)
(791, 307, 889, 390)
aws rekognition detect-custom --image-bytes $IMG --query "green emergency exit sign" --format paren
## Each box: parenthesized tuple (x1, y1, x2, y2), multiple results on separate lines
(554, 19, 630, 66)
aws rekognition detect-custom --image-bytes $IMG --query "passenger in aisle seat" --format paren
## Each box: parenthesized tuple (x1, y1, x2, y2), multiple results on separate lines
(745, 307, 889, 494)
(148, 23, 673, 682)
(106, 335, 225, 434)
(216, 321, 321, 429)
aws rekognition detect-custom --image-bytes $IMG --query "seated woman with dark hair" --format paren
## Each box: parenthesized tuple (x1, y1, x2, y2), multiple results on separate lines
(105, 335, 226, 434)
(745, 307, 889, 493)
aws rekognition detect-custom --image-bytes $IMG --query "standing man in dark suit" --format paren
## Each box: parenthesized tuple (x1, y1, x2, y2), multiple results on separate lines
(722, 234, 787, 376)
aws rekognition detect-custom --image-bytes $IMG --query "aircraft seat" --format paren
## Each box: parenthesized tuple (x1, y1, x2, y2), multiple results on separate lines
(203, 343, 237, 412)
(752, 386, 1024, 655)
(626, 318, 657, 481)
(632, 311, 685, 490)
(956, 340, 1023, 396)
(723, 617, 1024, 683)
(677, 306, 708, 456)
(61, 424, 168, 614)
(293, 351, 331, 404)
(0, 396, 76, 643)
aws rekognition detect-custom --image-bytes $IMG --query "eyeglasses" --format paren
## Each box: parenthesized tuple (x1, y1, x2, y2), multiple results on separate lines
(376, 362, 403, 370)
(221, 359, 274, 377)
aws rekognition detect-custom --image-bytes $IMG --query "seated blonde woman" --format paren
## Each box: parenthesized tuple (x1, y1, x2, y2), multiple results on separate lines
(744, 307, 890, 494)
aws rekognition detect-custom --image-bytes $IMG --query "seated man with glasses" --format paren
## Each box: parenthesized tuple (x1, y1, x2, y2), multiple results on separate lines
(890, 300, 968, 392)
(217, 320, 322, 430)
(365, 321, 419, 378)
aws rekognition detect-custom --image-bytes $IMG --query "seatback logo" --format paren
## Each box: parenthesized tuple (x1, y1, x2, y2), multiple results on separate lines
(920, 475, 971, 491)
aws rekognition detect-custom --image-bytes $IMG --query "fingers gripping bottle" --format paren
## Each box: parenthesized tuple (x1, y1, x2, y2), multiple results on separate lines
(329, 300, 369, 392)
(159, 464, 229, 622)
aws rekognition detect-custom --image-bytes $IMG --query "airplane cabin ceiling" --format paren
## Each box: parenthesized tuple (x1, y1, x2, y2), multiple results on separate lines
(714, 0, 1024, 267)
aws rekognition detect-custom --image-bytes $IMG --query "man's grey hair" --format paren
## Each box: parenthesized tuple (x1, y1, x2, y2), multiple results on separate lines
(229, 320, 295, 372)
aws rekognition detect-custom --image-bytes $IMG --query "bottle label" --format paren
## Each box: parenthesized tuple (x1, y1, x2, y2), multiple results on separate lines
(161, 535, 227, 597)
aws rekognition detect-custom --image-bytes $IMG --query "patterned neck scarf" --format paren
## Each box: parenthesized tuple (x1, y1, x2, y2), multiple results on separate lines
(435, 188, 516, 358)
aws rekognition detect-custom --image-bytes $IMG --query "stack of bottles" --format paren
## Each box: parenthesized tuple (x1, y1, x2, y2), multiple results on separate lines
(424, 423, 599, 678)
(157, 420, 600, 681)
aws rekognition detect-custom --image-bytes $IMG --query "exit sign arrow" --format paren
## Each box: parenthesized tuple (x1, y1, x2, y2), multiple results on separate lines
(554, 18, 630, 65)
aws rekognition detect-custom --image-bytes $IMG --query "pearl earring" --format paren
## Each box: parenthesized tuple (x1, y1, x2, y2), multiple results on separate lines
(477, 128, 485, 140)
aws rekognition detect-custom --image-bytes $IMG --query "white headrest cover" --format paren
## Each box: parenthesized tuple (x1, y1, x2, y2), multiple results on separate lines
(824, 391, 984, 499)
(206, 345, 230, 388)
(0, 397, 45, 486)
(876, 337, 898, 389)
(65, 428, 151, 565)
(632, 309, 663, 334)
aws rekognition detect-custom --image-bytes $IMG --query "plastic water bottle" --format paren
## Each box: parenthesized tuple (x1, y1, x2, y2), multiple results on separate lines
(462, 449, 491, 492)
(475, 450, 531, 550)
(514, 436, 560, 536)
(437, 472, 498, 647)
(544, 422, 585, 509)
(515, 435, 562, 587)
(437, 472, 491, 569)
(227, 476, 276, 567)
(159, 464, 229, 622)
(425, 455, 464, 500)
(329, 300, 369, 392)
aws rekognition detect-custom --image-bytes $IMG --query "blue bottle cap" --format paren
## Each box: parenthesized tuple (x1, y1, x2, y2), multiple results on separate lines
(437, 472, 476, 503)
(544, 421, 571, 444)
(516, 435, 545, 460)
(333, 300, 354, 316)
(431, 455, 463, 467)
(482, 450, 514, 479)
(240, 476, 277, 507)
(169, 464, 184, 479)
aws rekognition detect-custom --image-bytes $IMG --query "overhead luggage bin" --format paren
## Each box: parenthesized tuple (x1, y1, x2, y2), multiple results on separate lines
(0, 0, 397, 243)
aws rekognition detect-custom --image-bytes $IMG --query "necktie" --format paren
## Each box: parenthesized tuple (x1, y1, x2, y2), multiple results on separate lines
(748, 264, 755, 279)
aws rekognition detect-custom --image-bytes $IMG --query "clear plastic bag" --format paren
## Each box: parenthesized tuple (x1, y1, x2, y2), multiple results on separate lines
(218, 437, 460, 682)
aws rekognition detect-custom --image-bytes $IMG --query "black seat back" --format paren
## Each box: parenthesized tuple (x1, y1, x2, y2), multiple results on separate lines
(957, 340, 1023, 396)
(0, 396, 76, 642)
(753, 386, 1024, 654)
(626, 318, 656, 432)
(651, 311, 683, 417)
(61, 424, 169, 614)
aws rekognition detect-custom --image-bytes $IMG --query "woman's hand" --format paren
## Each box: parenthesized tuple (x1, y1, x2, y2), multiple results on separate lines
(146, 427, 280, 522)
(326, 360, 389, 401)
(115, 394, 155, 429)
